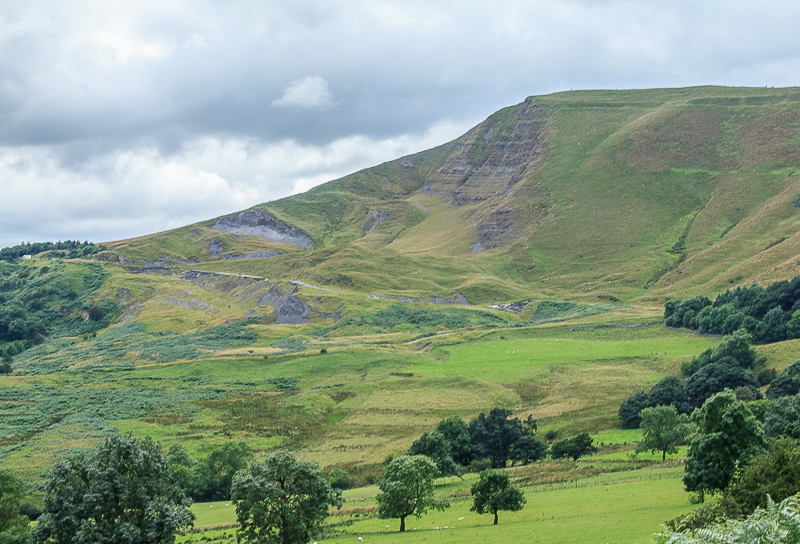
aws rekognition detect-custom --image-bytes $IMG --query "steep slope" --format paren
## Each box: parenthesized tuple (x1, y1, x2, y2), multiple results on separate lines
(103, 86, 800, 307)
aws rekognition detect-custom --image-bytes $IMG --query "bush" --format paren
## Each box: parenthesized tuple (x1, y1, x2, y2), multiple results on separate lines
(468, 458, 492, 473)
(550, 433, 597, 461)
(18, 501, 43, 521)
(328, 468, 352, 490)
(767, 360, 800, 399)
(618, 391, 649, 428)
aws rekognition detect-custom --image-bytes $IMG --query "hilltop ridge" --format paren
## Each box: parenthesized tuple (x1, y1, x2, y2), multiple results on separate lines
(101, 86, 800, 309)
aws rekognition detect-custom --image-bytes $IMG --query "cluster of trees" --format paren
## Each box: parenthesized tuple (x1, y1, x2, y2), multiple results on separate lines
(0, 261, 118, 370)
(637, 386, 800, 533)
(619, 330, 766, 428)
(0, 241, 104, 262)
(406, 408, 597, 477)
(665, 276, 800, 343)
(0, 432, 531, 544)
(669, 391, 800, 534)
(166, 441, 253, 502)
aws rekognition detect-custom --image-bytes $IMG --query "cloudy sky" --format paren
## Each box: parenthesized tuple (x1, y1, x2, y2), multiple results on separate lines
(1, 0, 799, 248)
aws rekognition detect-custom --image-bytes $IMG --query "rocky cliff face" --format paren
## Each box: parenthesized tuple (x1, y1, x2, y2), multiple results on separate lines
(211, 209, 313, 248)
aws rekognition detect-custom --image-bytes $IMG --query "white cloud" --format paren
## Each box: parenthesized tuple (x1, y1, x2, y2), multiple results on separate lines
(2, 0, 800, 247)
(0, 116, 474, 247)
(271, 75, 335, 108)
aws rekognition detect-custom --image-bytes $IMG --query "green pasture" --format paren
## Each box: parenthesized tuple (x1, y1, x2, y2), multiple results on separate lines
(178, 465, 698, 544)
(0, 321, 743, 483)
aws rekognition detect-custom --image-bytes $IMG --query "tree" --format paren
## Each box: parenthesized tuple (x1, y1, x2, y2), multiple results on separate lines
(377, 455, 449, 532)
(468, 408, 524, 468)
(727, 437, 800, 513)
(683, 391, 764, 502)
(408, 432, 459, 476)
(470, 469, 526, 525)
(756, 307, 788, 343)
(193, 441, 253, 501)
(327, 467, 352, 490)
(33, 433, 194, 544)
(647, 376, 689, 414)
(767, 360, 800, 399)
(764, 394, 800, 439)
(636, 405, 692, 461)
(711, 329, 757, 369)
(0, 470, 30, 544)
(685, 361, 760, 408)
(231, 450, 342, 544)
(435, 416, 472, 465)
(509, 432, 548, 466)
(618, 391, 649, 428)
(787, 309, 800, 339)
(550, 433, 597, 461)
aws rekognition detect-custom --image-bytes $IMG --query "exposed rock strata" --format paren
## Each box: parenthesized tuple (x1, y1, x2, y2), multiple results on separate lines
(211, 209, 313, 248)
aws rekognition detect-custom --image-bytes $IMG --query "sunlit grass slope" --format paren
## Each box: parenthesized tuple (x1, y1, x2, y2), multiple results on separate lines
(100, 86, 800, 305)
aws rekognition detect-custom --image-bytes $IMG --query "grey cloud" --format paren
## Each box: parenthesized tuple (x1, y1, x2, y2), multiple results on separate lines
(1, 0, 799, 246)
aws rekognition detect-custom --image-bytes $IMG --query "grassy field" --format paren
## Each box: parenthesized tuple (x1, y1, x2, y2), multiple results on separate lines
(0, 316, 736, 483)
(178, 464, 699, 544)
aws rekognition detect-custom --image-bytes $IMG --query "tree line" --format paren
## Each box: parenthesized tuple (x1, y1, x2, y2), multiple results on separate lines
(0, 241, 104, 262)
(406, 408, 597, 477)
(616, 333, 800, 533)
(618, 329, 771, 429)
(665, 275, 800, 343)
(0, 431, 534, 543)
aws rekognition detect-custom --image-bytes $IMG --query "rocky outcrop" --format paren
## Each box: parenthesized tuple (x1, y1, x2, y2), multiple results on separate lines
(209, 238, 224, 256)
(368, 293, 469, 305)
(211, 209, 313, 248)
(421, 100, 549, 209)
(220, 251, 281, 260)
(273, 296, 314, 325)
(361, 210, 388, 234)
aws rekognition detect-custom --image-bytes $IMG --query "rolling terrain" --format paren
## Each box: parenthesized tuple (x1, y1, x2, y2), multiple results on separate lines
(4, 85, 800, 541)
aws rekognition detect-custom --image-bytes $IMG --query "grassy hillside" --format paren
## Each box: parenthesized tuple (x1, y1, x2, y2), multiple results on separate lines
(4, 86, 800, 541)
(98, 86, 800, 307)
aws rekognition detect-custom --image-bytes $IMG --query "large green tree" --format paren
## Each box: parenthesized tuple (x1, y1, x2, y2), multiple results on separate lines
(727, 437, 800, 513)
(470, 469, 526, 525)
(33, 433, 194, 544)
(0, 470, 30, 544)
(231, 450, 342, 544)
(408, 432, 459, 476)
(435, 416, 472, 466)
(377, 455, 449, 532)
(550, 433, 597, 461)
(467, 408, 524, 468)
(636, 405, 693, 461)
(683, 391, 764, 502)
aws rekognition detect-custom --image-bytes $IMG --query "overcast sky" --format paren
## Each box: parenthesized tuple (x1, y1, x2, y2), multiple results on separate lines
(1, 0, 799, 248)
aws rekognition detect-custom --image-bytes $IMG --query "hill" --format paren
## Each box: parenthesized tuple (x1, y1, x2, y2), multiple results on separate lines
(101, 86, 800, 309)
(4, 87, 800, 540)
